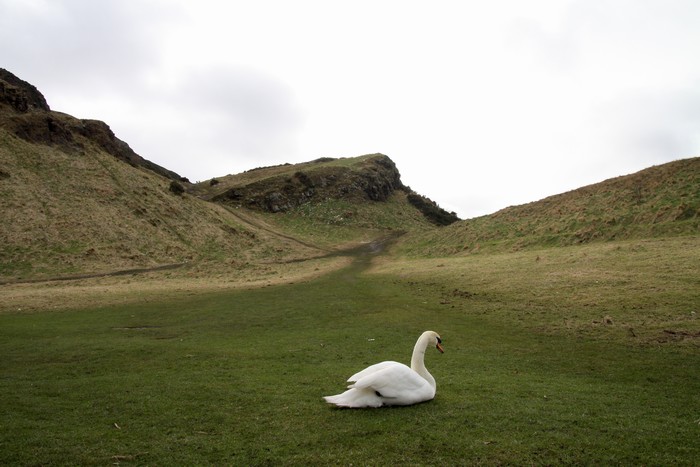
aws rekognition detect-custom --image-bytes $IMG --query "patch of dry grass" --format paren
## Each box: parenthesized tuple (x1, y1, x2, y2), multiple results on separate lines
(397, 157, 699, 256)
(0, 255, 351, 314)
(374, 236, 700, 346)
(260, 191, 434, 249)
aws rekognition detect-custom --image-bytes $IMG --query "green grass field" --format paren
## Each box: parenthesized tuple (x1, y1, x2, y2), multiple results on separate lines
(1, 239, 699, 465)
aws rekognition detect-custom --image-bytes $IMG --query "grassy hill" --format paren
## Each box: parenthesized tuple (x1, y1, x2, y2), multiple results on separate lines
(0, 70, 455, 281)
(2, 67, 698, 280)
(193, 152, 458, 231)
(191, 154, 403, 206)
(190, 154, 451, 247)
(396, 157, 700, 256)
(0, 119, 447, 281)
(0, 69, 325, 280)
(0, 126, 319, 280)
(0, 123, 447, 281)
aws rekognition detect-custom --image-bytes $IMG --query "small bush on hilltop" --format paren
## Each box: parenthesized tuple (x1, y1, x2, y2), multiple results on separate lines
(407, 193, 460, 226)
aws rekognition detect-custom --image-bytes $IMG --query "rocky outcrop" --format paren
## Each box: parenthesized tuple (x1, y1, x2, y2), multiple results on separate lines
(213, 154, 407, 212)
(0, 68, 187, 183)
(74, 119, 188, 182)
(0, 68, 50, 112)
(209, 153, 459, 225)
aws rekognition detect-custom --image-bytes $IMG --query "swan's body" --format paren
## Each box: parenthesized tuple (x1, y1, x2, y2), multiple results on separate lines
(323, 331, 444, 408)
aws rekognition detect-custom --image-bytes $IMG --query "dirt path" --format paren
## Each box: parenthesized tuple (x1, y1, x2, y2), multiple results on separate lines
(0, 226, 401, 287)
(0, 206, 332, 287)
(0, 263, 188, 286)
(0, 228, 403, 313)
(219, 204, 328, 252)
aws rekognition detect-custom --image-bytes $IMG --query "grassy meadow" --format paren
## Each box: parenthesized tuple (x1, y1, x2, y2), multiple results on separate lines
(1, 236, 698, 465)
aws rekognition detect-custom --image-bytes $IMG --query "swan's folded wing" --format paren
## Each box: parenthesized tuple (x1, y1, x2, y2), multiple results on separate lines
(351, 363, 430, 399)
(347, 361, 400, 383)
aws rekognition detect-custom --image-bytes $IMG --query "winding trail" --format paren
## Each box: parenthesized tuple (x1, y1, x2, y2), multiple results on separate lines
(219, 204, 327, 252)
(0, 215, 402, 286)
(0, 263, 187, 286)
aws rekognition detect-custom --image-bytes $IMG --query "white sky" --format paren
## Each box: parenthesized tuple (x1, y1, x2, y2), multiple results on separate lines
(2, 0, 699, 218)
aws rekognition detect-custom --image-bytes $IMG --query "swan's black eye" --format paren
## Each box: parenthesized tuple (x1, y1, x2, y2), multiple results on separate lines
(437, 337, 442, 344)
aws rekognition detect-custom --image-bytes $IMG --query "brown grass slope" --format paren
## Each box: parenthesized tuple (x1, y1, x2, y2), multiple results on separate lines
(398, 157, 700, 256)
(0, 127, 334, 281)
(0, 68, 330, 281)
(0, 69, 454, 281)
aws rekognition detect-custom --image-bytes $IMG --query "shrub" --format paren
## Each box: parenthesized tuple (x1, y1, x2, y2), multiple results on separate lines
(169, 180, 185, 196)
(407, 193, 460, 226)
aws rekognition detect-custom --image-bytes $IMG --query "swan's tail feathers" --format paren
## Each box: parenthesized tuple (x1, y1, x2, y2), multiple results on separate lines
(323, 394, 347, 406)
(323, 388, 383, 408)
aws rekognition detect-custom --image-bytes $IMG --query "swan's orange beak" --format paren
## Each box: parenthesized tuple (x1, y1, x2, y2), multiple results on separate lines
(436, 342, 444, 353)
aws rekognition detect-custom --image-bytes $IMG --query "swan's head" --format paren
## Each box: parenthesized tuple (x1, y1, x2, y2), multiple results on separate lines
(424, 331, 444, 353)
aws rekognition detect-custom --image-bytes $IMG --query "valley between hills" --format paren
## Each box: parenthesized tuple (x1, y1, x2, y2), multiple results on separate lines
(1, 67, 698, 345)
(1, 69, 700, 466)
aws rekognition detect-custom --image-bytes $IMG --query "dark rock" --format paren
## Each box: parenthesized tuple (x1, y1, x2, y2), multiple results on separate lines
(213, 154, 408, 213)
(75, 119, 187, 182)
(5, 113, 75, 146)
(0, 68, 50, 112)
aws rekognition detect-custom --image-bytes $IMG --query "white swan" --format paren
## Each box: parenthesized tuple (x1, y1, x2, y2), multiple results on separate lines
(323, 330, 444, 408)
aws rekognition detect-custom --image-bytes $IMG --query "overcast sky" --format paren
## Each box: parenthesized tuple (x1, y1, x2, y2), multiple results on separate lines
(2, 0, 699, 218)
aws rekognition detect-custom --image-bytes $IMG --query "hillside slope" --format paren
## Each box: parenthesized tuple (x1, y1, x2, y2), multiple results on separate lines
(0, 69, 456, 281)
(397, 157, 699, 256)
(190, 154, 459, 247)
(0, 126, 335, 280)
(0, 70, 327, 280)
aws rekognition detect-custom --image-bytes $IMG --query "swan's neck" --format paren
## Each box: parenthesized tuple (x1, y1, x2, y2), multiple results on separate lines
(410, 333, 436, 388)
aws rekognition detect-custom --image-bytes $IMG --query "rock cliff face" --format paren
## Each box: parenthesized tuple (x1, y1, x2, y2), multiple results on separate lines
(207, 153, 460, 225)
(0, 68, 50, 112)
(0, 68, 187, 182)
(212, 154, 407, 212)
